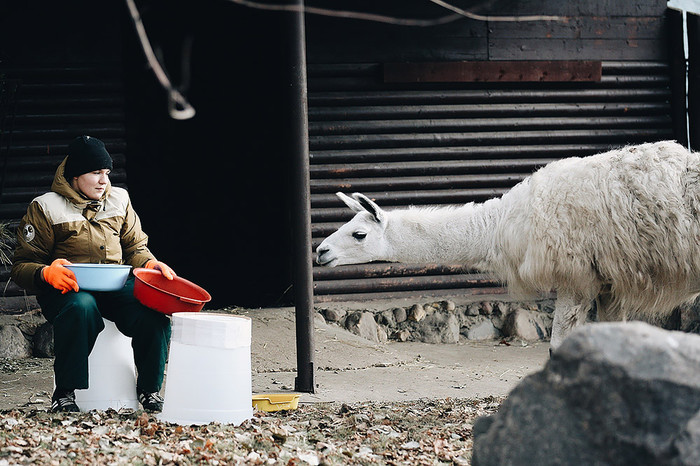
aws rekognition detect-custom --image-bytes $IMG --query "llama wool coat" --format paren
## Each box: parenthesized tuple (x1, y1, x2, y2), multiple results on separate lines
(492, 140, 700, 320)
(11, 157, 157, 294)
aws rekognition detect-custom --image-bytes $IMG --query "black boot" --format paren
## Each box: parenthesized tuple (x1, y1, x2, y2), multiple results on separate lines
(138, 390, 164, 412)
(51, 388, 80, 413)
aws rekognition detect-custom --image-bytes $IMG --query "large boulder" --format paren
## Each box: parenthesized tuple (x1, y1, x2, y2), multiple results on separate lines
(415, 312, 460, 344)
(0, 324, 32, 358)
(473, 322, 700, 466)
(345, 311, 387, 343)
(501, 308, 551, 341)
(463, 317, 500, 341)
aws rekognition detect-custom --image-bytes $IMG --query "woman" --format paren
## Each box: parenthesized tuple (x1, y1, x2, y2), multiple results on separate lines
(12, 135, 173, 413)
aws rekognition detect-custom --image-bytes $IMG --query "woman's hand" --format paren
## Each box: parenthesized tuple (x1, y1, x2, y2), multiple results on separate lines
(145, 260, 176, 280)
(42, 259, 79, 294)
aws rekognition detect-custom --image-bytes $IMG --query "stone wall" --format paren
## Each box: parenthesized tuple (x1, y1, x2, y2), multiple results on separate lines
(317, 295, 700, 345)
(2, 294, 700, 358)
(317, 298, 556, 344)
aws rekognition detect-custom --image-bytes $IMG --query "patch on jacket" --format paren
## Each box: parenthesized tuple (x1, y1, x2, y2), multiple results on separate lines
(22, 224, 35, 242)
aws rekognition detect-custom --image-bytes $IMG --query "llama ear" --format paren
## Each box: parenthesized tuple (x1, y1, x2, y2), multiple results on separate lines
(336, 192, 365, 213)
(352, 193, 384, 223)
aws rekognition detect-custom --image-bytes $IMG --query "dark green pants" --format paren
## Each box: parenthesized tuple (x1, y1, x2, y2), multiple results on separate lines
(37, 276, 171, 393)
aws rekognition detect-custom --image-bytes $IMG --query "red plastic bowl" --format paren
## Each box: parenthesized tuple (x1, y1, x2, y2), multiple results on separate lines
(133, 268, 211, 315)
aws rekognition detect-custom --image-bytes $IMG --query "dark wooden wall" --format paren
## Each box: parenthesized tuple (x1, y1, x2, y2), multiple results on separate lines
(0, 1, 130, 304)
(0, 0, 681, 307)
(1, 0, 297, 308)
(305, 0, 668, 63)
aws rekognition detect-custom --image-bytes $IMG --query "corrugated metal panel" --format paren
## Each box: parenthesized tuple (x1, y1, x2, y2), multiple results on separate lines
(310, 61, 675, 302)
(0, 64, 126, 297)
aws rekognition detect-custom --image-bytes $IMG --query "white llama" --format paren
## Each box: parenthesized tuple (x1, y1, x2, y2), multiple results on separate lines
(316, 141, 700, 348)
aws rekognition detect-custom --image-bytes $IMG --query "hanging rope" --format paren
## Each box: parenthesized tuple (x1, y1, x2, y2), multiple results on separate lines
(226, 0, 566, 25)
(428, 0, 565, 22)
(123, 0, 565, 120)
(124, 0, 196, 120)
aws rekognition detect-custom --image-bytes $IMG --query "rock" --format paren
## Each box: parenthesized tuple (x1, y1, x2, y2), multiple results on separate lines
(415, 312, 459, 344)
(345, 311, 384, 343)
(489, 303, 508, 329)
(0, 296, 40, 315)
(314, 312, 329, 329)
(501, 308, 547, 341)
(376, 309, 395, 327)
(376, 326, 388, 343)
(675, 411, 700, 465)
(464, 319, 500, 341)
(480, 302, 493, 315)
(493, 302, 509, 315)
(472, 322, 700, 466)
(674, 412, 700, 465)
(0, 325, 32, 359)
(391, 329, 411, 342)
(539, 299, 556, 314)
(466, 304, 480, 317)
(322, 308, 346, 323)
(427, 301, 456, 312)
(677, 298, 700, 333)
(392, 307, 407, 324)
(407, 304, 426, 322)
(33, 322, 54, 358)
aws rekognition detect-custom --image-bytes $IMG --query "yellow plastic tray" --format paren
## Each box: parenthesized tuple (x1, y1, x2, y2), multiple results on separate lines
(252, 393, 301, 412)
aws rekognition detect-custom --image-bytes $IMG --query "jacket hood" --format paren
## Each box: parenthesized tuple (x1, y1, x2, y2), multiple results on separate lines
(52, 156, 111, 208)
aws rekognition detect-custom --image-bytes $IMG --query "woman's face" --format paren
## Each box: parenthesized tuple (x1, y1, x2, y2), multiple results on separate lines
(72, 169, 110, 200)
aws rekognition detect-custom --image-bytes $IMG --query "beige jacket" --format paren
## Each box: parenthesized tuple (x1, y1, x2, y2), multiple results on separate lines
(11, 157, 156, 293)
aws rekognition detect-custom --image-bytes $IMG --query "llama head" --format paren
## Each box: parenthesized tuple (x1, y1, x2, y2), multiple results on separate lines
(316, 192, 390, 267)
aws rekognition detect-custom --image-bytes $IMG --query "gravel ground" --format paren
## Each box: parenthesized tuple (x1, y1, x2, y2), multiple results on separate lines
(0, 395, 501, 465)
(0, 357, 504, 465)
(0, 302, 546, 465)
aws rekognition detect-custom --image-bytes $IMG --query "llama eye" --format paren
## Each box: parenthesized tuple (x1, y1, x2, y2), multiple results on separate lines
(352, 231, 367, 240)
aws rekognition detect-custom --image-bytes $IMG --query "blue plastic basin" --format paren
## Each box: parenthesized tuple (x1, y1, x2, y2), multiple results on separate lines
(64, 264, 132, 291)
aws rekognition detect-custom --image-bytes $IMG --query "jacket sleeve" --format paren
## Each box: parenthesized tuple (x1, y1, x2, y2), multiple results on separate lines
(120, 198, 156, 268)
(10, 201, 55, 293)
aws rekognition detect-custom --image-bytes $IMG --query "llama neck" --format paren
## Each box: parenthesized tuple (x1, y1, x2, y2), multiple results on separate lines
(383, 198, 502, 269)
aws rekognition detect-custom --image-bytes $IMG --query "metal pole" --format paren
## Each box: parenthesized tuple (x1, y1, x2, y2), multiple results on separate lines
(688, 13, 700, 151)
(667, 8, 689, 148)
(288, 0, 315, 393)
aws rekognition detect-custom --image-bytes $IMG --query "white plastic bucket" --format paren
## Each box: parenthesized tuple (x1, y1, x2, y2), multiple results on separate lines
(74, 319, 139, 411)
(158, 313, 253, 425)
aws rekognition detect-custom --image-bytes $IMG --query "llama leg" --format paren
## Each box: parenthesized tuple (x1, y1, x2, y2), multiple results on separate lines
(550, 295, 589, 350)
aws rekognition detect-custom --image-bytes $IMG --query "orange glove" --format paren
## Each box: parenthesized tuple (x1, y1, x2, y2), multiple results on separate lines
(145, 259, 176, 280)
(42, 259, 79, 294)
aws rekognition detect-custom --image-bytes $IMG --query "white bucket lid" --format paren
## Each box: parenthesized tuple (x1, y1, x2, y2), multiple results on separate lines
(171, 313, 251, 349)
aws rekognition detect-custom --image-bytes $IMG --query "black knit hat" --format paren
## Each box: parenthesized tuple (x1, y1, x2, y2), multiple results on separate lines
(64, 135, 113, 180)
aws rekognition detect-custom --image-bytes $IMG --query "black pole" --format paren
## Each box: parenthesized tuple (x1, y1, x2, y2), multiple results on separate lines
(688, 13, 700, 151)
(288, 0, 315, 393)
(667, 8, 689, 148)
